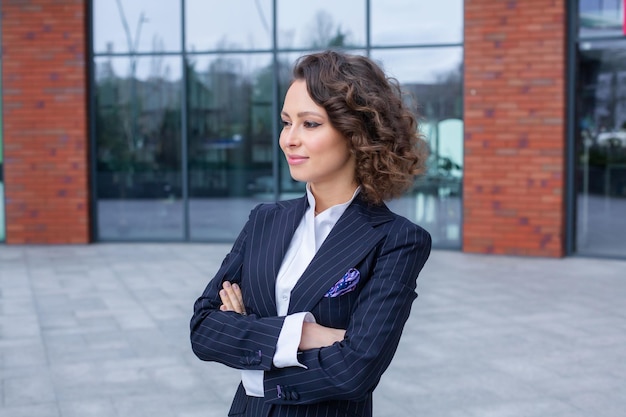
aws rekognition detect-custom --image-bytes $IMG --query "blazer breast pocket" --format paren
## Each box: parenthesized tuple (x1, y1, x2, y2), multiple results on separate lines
(314, 286, 360, 329)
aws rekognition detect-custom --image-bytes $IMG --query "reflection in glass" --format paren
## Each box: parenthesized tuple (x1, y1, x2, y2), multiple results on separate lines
(94, 56, 184, 240)
(93, 0, 181, 54)
(187, 54, 276, 240)
(91, 1, 466, 246)
(579, 0, 625, 39)
(576, 40, 626, 257)
(277, 0, 365, 49)
(371, 0, 463, 46)
(186, 0, 272, 51)
(373, 48, 464, 248)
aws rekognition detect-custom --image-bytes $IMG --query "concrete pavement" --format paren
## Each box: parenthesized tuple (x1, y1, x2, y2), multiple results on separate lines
(0, 244, 625, 416)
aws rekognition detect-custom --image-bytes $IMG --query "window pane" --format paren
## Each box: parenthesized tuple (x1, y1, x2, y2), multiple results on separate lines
(579, 0, 625, 39)
(93, 0, 181, 54)
(277, 1, 366, 49)
(186, 0, 273, 51)
(372, 48, 464, 248)
(576, 39, 626, 257)
(187, 54, 276, 240)
(94, 56, 184, 240)
(371, 0, 463, 46)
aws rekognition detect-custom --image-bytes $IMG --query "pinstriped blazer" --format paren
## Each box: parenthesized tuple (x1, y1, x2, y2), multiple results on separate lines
(190, 194, 431, 417)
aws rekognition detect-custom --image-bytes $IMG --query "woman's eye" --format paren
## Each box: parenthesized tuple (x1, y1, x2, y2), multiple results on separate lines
(303, 121, 321, 128)
(280, 120, 291, 127)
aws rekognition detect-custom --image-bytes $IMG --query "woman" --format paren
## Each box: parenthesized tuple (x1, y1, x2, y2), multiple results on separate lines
(190, 50, 431, 417)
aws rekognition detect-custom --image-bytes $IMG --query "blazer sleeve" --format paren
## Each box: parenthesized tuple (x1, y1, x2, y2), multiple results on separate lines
(263, 221, 432, 405)
(189, 206, 286, 372)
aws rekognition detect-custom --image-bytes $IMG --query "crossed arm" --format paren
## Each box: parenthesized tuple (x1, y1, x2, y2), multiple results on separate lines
(219, 281, 345, 350)
(191, 211, 432, 404)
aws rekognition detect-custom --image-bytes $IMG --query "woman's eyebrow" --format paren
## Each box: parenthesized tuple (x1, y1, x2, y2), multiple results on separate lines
(281, 110, 325, 119)
(297, 111, 324, 118)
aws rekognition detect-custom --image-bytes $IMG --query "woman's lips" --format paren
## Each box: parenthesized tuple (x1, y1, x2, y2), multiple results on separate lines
(286, 155, 308, 165)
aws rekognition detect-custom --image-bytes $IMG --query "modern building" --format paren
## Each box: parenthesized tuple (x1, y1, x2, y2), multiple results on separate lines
(1, 0, 625, 259)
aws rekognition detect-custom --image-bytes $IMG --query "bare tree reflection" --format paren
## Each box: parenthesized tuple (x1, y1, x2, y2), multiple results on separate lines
(307, 10, 352, 48)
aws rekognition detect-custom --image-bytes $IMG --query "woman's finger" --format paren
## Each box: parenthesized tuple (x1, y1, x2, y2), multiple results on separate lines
(231, 283, 245, 312)
(222, 282, 240, 312)
(231, 282, 243, 299)
(221, 281, 246, 314)
(219, 289, 233, 311)
(226, 282, 245, 314)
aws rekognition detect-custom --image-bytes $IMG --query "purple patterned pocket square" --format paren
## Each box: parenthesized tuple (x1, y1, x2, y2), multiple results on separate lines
(324, 268, 360, 298)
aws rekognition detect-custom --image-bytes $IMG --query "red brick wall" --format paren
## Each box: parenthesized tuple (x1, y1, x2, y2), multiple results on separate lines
(463, 0, 566, 257)
(1, 0, 90, 243)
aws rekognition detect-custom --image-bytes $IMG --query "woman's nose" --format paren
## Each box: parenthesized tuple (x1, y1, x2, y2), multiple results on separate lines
(281, 127, 299, 147)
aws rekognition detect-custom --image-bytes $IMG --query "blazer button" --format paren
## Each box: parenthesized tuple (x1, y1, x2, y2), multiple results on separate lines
(277, 385, 286, 400)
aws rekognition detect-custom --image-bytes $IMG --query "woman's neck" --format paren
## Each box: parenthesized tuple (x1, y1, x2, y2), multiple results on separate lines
(309, 182, 359, 214)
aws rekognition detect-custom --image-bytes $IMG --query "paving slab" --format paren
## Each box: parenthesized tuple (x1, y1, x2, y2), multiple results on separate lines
(0, 244, 625, 417)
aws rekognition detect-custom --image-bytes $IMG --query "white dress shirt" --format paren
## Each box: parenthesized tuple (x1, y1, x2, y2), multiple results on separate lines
(241, 184, 360, 397)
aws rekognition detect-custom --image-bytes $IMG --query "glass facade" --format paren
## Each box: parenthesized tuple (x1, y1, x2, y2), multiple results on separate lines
(94, 55, 184, 239)
(579, 0, 625, 38)
(576, 1, 626, 257)
(91, 0, 464, 246)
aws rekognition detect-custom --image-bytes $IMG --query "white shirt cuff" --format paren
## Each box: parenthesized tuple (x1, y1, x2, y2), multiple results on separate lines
(241, 370, 264, 397)
(273, 312, 315, 368)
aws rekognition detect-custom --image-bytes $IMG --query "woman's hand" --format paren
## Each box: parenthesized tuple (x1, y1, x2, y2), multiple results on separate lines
(219, 281, 345, 348)
(219, 281, 246, 315)
(299, 322, 346, 350)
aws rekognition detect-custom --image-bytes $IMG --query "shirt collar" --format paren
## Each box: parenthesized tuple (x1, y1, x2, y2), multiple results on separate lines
(305, 183, 361, 221)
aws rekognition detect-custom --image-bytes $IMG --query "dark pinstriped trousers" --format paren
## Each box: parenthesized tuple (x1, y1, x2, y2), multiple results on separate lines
(228, 383, 373, 417)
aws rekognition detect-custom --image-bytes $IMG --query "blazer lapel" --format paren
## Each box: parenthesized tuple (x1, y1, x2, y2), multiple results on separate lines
(247, 197, 307, 317)
(287, 197, 394, 314)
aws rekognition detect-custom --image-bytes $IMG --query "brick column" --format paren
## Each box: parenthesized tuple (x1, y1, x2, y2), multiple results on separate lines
(463, 0, 566, 256)
(1, 0, 90, 243)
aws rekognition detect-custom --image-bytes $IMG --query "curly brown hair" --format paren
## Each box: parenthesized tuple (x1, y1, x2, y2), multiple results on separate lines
(292, 50, 427, 205)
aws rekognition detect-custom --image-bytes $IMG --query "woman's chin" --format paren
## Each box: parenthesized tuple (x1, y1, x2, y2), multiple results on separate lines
(288, 170, 309, 184)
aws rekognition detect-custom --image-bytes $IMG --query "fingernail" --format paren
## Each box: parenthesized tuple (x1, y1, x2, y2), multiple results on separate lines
(223, 281, 231, 288)
(233, 283, 239, 290)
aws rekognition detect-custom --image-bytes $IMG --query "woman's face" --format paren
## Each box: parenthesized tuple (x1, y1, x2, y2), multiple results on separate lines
(279, 80, 356, 189)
